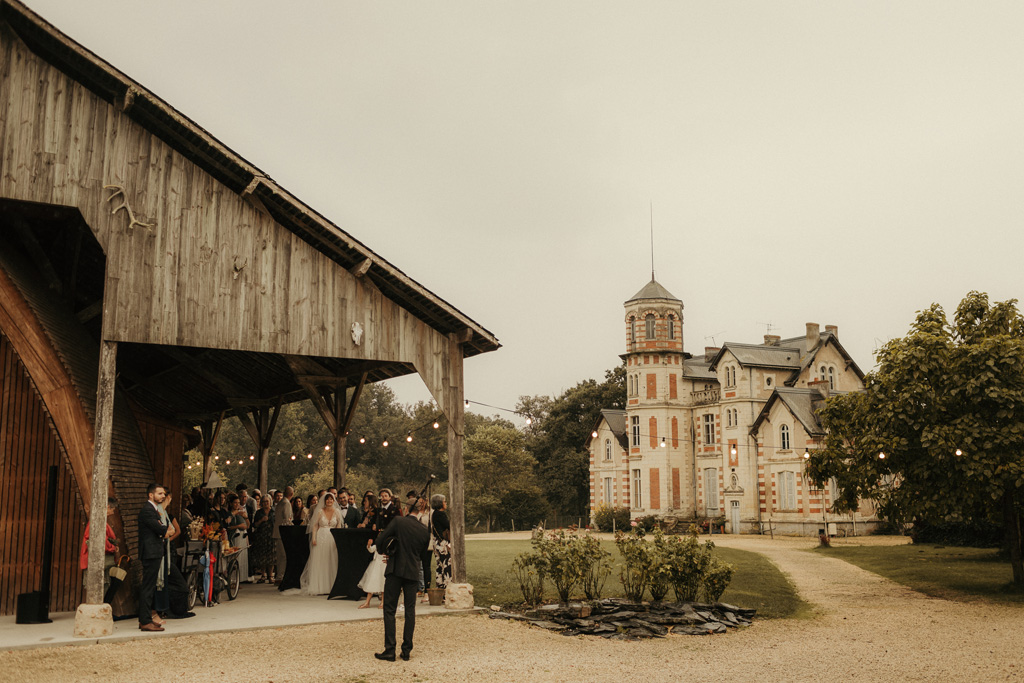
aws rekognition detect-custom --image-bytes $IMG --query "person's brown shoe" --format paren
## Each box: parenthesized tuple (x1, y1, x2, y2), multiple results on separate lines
(139, 622, 164, 632)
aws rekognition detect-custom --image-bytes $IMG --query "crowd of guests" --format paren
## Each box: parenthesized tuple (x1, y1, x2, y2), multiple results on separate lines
(181, 482, 452, 597)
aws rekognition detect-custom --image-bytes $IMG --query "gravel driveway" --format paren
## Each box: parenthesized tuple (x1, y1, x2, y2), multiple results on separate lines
(1, 535, 1019, 682)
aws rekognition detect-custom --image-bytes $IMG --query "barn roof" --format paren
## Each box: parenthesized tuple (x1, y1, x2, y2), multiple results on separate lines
(0, 0, 499, 359)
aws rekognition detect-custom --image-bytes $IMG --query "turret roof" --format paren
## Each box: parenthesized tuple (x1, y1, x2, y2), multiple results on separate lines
(625, 278, 681, 304)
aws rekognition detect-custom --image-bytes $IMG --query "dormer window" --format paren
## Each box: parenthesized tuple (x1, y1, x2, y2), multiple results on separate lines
(645, 314, 656, 340)
(780, 424, 791, 450)
(605, 439, 612, 461)
(819, 365, 827, 382)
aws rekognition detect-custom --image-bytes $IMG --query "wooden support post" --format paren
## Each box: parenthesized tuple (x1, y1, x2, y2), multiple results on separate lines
(200, 412, 224, 482)
(446, 335, 467, 583)
(238, 397, 283, 494)
(84, 340, 116, 604)
(333, 388, 346, 489)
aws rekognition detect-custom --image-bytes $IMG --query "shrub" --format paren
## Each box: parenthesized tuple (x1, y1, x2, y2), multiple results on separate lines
(614, 529, 651, 602)
(667, 529, 715, 602)
(701, 557, 734, 602)
(592, 505, 631, 532)
(647, 528, 673, 602)
(578, 533, 613, 600)
(634, 514, 659, 533)
(510, 552, 547, 605)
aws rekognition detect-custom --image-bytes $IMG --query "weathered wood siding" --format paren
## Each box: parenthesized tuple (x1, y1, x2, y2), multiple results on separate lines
(135, 414, 185, 516)
(0, 23, 452, 386)
(0, 331, 86, 615)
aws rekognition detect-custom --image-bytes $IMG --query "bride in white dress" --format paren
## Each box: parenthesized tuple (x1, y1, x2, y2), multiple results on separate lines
(300, 493, 342, 595)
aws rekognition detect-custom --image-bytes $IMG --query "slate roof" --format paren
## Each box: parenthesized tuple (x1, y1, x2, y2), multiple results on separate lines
(588, 409, 629, 451)
(712, 343, 804, 371)
(625, 278, 681, 303)
(683, 357, 718, 380)
(749, 387, 851, 437)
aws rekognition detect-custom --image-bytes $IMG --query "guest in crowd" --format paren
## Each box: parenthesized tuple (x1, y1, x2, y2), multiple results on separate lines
(293, 495, 307, 525)
(227, 495, 250, 582)
(238, 483, 257, 524)
(357, 492, 379, 532)
(374, 511, 430, 662)
(79, 497, 119, 594)
(376, 488, 401, 531)
(180, 494, 194, 530)
(405, 490, 419, 515)
(155, 493, 194, 620)
(413, 497, 432, 596)
(138, 484, 170, 631)
(273, 486, 294, 583)
(357, 534, 386, 609)
(188, 487, 207, 519)
(339, 491, 361, 528)
(209, 490, 230, 530)
(431, 494, 451, 590)
(251, 494, 275, 583)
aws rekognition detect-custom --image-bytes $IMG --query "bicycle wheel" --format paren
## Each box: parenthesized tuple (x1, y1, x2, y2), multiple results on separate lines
(226, 559, 241, 600)
(185, 569, 198, 611)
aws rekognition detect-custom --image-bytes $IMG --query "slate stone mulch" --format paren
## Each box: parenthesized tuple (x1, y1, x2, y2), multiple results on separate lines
(489, 598, 756, 639)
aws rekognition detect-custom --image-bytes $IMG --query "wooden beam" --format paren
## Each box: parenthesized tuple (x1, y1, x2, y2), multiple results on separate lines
(349, 257, 372, 278)
(75, 299, 103, 323)
(301, 382, 339, 437)
(333, 388, 346, 489)
(84, 340, 116, 605)
(294, 374, 349, 386)
(340, 372, 367, 436)
(445, 334, 467, 583)
(452, 328, 474, 344)
(9, 215, 63, 294)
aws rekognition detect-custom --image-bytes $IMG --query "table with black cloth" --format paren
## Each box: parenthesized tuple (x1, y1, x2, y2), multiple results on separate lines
(278, 525, 310, 591)
(328, 527, 374, 599)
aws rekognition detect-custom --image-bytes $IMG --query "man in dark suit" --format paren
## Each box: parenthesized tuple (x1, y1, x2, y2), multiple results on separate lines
(374, 514, 430, 661)
(137, 483, 171, 631)
(339, 491, 361, 528)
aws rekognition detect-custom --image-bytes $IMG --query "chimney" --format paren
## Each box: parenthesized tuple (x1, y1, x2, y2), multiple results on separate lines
(705, 346, 720, 362)
(825, 324, 838, 338)
(806, 322, 820, 347)
(764, 334, 780, 346)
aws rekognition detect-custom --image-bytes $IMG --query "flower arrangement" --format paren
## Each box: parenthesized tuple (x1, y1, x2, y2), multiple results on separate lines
(200, 521, 222, 541)
(187, 517, 205, 541)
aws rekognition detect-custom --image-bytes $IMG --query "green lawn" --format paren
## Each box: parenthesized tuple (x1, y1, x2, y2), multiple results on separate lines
(815, 543, 1024, 604)
(465, 539, 809, 619)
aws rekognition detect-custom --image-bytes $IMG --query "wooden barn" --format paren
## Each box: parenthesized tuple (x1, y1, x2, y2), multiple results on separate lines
(0, 0, 498, 623)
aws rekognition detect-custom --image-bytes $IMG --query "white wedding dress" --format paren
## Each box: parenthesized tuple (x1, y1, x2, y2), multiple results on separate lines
(300, 509, 342, 595)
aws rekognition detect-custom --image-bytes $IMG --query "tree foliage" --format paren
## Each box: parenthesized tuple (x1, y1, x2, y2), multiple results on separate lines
(518, 365, 626, 516)
(464, 423, 547, 532)
(808, 292, 1024, 585)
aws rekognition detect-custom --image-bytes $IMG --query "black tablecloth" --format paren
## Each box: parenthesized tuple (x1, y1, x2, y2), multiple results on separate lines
(278, 525, 310, 591)
(328, 528, 374, 600)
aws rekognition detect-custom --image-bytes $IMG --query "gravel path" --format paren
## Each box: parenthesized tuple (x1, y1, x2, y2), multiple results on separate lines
(2, 535, 1020, 682)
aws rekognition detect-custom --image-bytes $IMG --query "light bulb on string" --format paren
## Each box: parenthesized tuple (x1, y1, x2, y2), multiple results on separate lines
(359, 437, 366, 444)
(383, 439, 389, 447)
(406, 434, 413, 442)
(660, 437, 667, 448)
(277, 450, 281, 455)
(730, 447, 737, 456)
(290, 454, 296, 460)
(803, 451, 810, 460)
(878, 452, 886, 460)
(955, 449, 963, 456)
(433, 421, 440, 429)
(592, 431, 599, 439)
(464, 400, 470, 409)
(526, 417, 532, 425)
(307, 453, 313, 459)
(214, 455, 219, 460)
(325, 445, 330, 451)
(249, 455, 254, 460)
(187, 465, 192, 469)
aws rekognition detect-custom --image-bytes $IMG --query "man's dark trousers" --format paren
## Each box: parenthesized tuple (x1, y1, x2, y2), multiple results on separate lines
(382, 574, 419, 657)
(137, 558, 161, 624)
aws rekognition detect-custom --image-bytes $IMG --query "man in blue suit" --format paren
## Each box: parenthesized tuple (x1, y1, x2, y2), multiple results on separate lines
(374, 514, 430, 661)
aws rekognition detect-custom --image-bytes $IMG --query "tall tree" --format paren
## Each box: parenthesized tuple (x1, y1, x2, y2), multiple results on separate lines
(464, 423, 547, 532)
(808, 292, 1024, 585)
(519, 365, 626, 516)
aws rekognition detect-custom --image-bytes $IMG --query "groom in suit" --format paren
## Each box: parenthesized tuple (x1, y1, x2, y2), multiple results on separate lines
(138, 483, 170, 631)
(374, 514, 430, 661)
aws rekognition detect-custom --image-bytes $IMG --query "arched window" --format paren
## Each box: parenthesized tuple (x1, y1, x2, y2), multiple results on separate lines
(605, 439, 612, 461)
(645, 314, 656, 340)
(780, 424, 791, 450)
(629, 317, 636, 342)
(828, 366, 835, 390)
(819, 365, 827, 382)
(668, 315, 675, 340)
(726, 410, 732, 427)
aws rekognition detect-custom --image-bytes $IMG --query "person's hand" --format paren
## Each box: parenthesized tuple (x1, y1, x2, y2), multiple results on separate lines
(312, 539, 317, 546)
(382, 556, 388, 564)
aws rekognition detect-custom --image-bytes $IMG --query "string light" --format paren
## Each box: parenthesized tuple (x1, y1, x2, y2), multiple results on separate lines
(359, 437, 366, 444)
(730, 446, 737, 456)
(878, 452, 886, 459)
(325, 445, 330, 451)
(214, 455, 219, 460)
(660, 437, 667, 448)
(290, 454, 296, 460)
(433, 421, 440, 429)
(406, 434, 413, 442)
(803, 451, 810, 459)
(526, 417, 532, 425)
(383, 439, 389, 447)
(464, 400, 470, 409)
(592, 431, 599, 439)
(955, 449, 963, 456)
(249, 455, 254, 460)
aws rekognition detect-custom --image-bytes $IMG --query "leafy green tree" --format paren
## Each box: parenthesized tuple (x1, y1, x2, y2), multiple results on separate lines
(464, 423, 547, 532)
(518, 365, 626, 516)
(808, 292, 1024, 585)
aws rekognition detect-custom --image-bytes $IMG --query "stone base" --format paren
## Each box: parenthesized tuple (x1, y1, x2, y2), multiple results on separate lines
(445, 583, 474, 610)
(73, 603, 113, 638)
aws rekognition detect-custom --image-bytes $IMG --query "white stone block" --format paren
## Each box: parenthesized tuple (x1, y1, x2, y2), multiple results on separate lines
(73, 603, 113, 638)
(445, 583, 474, 609)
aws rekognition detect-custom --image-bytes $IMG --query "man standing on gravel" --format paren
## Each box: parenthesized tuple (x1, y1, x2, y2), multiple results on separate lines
(374, 513, 430, 662)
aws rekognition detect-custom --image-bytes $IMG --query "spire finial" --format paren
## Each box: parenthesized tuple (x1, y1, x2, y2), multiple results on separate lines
(650, 200, 655, 281)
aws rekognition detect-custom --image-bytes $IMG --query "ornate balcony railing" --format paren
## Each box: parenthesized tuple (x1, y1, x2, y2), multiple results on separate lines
(691, 389, 720, 406)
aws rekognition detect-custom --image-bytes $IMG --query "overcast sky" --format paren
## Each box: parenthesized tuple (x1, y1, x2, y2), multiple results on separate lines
(23, 1, 1024, 419)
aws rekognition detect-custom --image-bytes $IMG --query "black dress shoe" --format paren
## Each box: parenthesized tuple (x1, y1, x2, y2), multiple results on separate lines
(374, 652, 396, 662)
(400, 652, 410, 661)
